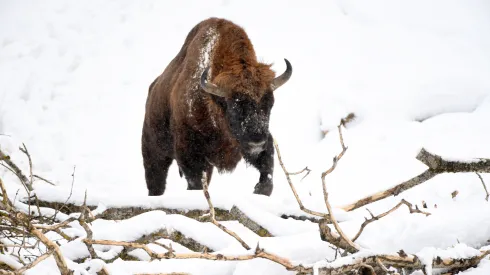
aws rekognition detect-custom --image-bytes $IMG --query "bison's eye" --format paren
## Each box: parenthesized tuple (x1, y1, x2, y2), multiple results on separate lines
(260, 93, 274, 111)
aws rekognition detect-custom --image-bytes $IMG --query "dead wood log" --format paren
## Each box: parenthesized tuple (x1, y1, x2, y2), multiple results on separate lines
(28, 200, 234, 221)
(229, 206, 272, 237)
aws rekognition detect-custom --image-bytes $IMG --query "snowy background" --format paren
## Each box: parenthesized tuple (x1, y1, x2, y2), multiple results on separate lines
(1, 0, 490, 274)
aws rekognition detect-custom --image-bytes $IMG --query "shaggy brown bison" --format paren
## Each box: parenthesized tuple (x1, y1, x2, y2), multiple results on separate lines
(141, 17, 292, 197)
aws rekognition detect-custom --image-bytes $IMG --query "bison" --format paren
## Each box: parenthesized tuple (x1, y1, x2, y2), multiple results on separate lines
(141, 17, 292, 197)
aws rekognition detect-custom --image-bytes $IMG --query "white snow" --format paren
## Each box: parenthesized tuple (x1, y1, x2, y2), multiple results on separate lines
(1, 0, 490, 274)
(0, 254, 23, 270)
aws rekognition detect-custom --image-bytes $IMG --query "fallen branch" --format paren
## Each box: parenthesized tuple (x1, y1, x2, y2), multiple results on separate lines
(79, 191, 97, 259)
(476, 173, 489, 201)
(84, 239, 310, 273)
(0, 149, 29, 189)
(352, 199, 430, 242)
(32, 175, 56, 186)
(230, 206, 272, 237)
(19, 144, 33, 191)
(342, 149, 490, 212)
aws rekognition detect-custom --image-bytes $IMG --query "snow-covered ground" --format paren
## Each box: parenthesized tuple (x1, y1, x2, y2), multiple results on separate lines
(1, 0, 490, 274)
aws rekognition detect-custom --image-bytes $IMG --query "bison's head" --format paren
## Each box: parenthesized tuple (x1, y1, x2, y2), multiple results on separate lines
(200, 59, 292, 154)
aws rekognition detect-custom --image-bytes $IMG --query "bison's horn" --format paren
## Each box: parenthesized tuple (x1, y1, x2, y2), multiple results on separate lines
(271, 58, 292, 91)
(200, 67, 227, 98)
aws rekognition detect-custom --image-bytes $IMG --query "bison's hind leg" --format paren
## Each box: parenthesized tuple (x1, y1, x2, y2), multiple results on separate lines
(142, 135, 174, 196)
(143, 155, 173, 196)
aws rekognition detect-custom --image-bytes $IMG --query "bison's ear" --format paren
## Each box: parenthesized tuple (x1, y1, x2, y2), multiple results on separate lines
(271, 59, 292, 91)
(200, 67, 228, 98)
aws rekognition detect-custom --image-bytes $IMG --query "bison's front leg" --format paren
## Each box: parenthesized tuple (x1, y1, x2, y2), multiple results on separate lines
(180, 158, 213, 190)
(243, 134, 274, 196)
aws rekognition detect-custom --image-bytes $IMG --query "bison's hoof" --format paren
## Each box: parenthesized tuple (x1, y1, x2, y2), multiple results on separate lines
(148, 190, 164, 196)
(253, 181, 273, 196)
(187, 185, 204, 190)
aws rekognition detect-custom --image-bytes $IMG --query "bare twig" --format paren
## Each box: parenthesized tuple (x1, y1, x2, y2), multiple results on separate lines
(273, 139, 328, 218)
(35, 217, 77, 232)
(152, 240, 173, 252)
(32, 175, 56, 186)
(320, 124, 360, 253)
(18, 144, 44, 226)
(476, 173, 489, 201)
(51, 166, 76, 221)
(79, 191, 97, 259)
(19, 144, 33, 191)
(288, 166, 310, 176)
(0, 149, 30, 188)
(15, 250, 54, 274)
(352, 199, 430, 242)
(288, 166, 311, 181)
(202, 173, 251, 250)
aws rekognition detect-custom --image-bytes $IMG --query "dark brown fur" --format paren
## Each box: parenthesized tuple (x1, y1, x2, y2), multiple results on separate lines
(142, 17, 289, 196)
